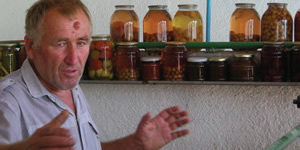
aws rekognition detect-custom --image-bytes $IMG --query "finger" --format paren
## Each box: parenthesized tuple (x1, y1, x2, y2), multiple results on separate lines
(159, 106, 181, 119)
(171, 129, 190, 140)
(46, 110, 69, 127)
(166, 110, 189, 124)
(169, 118, 191, 131)
(36, 127, 72, 137)
(39, 136, 75, 148)
(138, 112, 152, 127)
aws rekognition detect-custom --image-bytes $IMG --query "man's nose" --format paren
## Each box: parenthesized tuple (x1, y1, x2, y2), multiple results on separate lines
(65, 44, 79, 65)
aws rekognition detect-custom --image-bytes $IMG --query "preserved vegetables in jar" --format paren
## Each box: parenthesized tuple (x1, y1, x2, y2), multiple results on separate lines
(162, 42, 187, 81)
(0, 43, 17, 78)
(17, 42, 27, 69)
(290, 43, 300, 82)
(110, 5, 139, 42)
(141, 56, 161, 81)
(261, 42, 287, 82)
(295, 10, 300, 41)
(88, 34, 114, 80)
(208, 57, 229, 81)
(261, 3, 293, 42)
(186, 57, 207, 81)
(143, 5, 173, 42)
(230, 3, 260, 42)
(114, 42, 140, 80)
(229, 53, 258, 81)
(173, 4, 203, 42)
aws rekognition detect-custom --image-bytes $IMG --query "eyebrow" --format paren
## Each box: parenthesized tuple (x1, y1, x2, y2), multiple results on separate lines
(55, 36, 90, 43)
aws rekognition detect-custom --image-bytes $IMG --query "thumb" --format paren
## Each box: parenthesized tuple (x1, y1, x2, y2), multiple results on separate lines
(140, 112, 152, 125)
(46, 110, 69, 127)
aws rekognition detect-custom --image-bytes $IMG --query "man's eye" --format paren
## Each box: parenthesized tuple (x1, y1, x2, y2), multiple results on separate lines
(57, 43, 66, 47)
(77, 41, 86, 47)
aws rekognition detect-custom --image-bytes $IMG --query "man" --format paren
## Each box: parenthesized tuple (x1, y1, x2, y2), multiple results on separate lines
(0, 0, 190, 149)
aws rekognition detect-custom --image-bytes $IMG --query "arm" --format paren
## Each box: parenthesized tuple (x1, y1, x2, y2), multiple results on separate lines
(101, 106, 191, 150)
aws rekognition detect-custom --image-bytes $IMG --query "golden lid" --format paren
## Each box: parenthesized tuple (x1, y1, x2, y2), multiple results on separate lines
(117, 42, 138, 46)
(148, 5, 168, 9)
(92, 34, 110, 40)
(165, 41, 185, 45)
(0, 43, 17, 47)
(208, 57, 228, 62)
(115, 5, 134, 8)
(233, 53, 253, 58)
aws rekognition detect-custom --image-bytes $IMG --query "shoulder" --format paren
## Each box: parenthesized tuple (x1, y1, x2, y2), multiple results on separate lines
(0, 70, 25, 99)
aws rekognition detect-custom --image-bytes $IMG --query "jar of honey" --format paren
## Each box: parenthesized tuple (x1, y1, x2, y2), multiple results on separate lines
(295, 9, 300, 41)
(88, 34, 114, 80)
(230, 3, 260, 43)
(186, 57, 207, 81)
(110, 5, 139, 42)
(0, 43, 17, 78)
(173, 4, 203, 42)
(208, 57, 229, 81)
(229, 53, 258, 81)
(261, 3, 293, 42)
(290, 43, 300, 82)
(261, 42, 287, 82)
(162, 42, 187, 81)
(141, 56, 161, 81)
(114, 42, 140, 80)
(143, 5, 173, 42)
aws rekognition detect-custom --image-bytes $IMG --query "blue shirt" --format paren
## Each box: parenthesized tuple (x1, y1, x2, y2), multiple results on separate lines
(0, 59, 101, 150)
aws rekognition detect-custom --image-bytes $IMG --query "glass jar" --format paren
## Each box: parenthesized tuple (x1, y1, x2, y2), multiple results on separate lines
(17, 42, 27, 69)
(229, 53, 258, 81)
(208, 57, 229, 81)
(173, 4, 203, 42)
(0, 43, 17, 78)
(295, 10, 300, 41)
(110, 5, 139, 42)
(261, 3, 293, 42)
(88, 34, 114, 80)
(114, 42, 140, 80)
(186, 57, 207, 81)
(290, 43, 300, 82)
(143, 5, 173, 42)
(141, 56, 161, 81)
(162, 42, 187, 81)
(261, 42, 287, 82)
(230, 3, 260, 43)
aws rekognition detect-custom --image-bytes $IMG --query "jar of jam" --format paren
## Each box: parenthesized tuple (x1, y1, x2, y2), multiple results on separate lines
(114, 42, 140, 80)
(110, 5, 139, 42)
(186, 57, 207, 81)
(0, 43, 17, 78)
(88, 34, 114, 80)
(230, 3, 260, 43)
(208, 57, 229, 81)
(17, 42, 27, 69)
(229, 53, 258, 81)
(141, 56, 161, 81)
(173, 4, 203, 42)
(295, 9, 300, 41)
(261, 42, 287, 82)
(261, 3, 293, 42)
(143, 5, 173, 42)
(162, 42, 187, 81)
(290, 43, 300, 82)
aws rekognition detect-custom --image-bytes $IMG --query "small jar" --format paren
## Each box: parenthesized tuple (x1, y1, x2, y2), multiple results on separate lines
(88, 34, 114, 80)
(173, 4, 203, 42)
(141, 56, 161, 81)
(230, 53, 258, 81)
(17, 42, 27, 69)
(110, 5, 139, 42)
(295, 10, 300, 41)
(186, 57, 207, 81)
(230, 3, 260, 42)
(208, 57, 229, 81)
(143, 5, 173, 42)
(261, 3, 293, 42)
(261, 42, 287, 82)
(0, 43, 17, 77)
(114, 42, 140, 80)
(162, 42, 187, 81)
(290, 43, 300, 82)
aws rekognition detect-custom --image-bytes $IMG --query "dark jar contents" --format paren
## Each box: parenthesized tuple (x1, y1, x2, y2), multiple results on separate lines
(114, 42, 140, 80)
(162, 42, 187, 81)
(17, 42, 27, 69)
(261, 42, 287, 82)
(290, 43, 300, 81)
(141, 56, 161, 81)
(208, 57, 229, 81)
(230, 53, 258, 81)
(186, 57, 207, 81)
(295, 10, 300, 41)
(0, 43, 17, 79)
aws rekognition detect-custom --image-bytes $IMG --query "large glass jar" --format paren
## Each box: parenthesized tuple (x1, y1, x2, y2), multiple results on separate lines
(162, 42, 187, 81)
(110, 5, 139, 42)
(88, 34, 114, 80)
(141, 56, 161, 81)
(290, 43, 300, 82)
(17, 42, 27, 69)
(114, 42, 140, 80)
(143, 5, 173, 42)
(261, 42, 287, 82)
(295, 10, 300, 41)
(0, 43, 17, 78)
(230, 3, 260, 42)
(173, 4, 203, 42)
(208, 57, 229, 81)
(261, 3, 293, 42)
(186, 57, 207, 81)
(229, 53, 258, 81)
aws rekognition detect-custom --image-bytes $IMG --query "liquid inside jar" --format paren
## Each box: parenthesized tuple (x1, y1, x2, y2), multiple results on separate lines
(0, 43, 17, 78)
(186, 57, 207, 81)
(208, 57, 229, 81)
(230, 53, 257, 81)
(295, 10, 300, 41)
(290, 44, 300, 82)
(141, 56, 161, 81)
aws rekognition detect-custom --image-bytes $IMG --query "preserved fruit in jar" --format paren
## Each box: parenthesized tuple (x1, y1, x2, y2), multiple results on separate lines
(290, 43, 300, 82)
(261, 3, 293, 42)
(17, 42, 27, 69)
(229, 53, 258, 81)
(0, 43, 17, 78)
(261, 42, 287, 82)
(230, 3, 260, 42)
(186, 57, 207, 81)
(114, 42, 140, 80)
(141, 56, 161, 81)
(143, 5, 173, 42)
(173, 4, 203, 42)
(162, 42, 187, 81)
(295, 10, 300, 41)
(88, 34, 114, 80)
(110, 5, 139, 42)
(208, 57, 229, 81)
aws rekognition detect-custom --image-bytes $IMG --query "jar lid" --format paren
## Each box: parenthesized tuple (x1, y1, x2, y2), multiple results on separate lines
(19, 42, 25, 46)
(208, 57, 228, 62)
(263, 42, 284, 45)
(233, 53, 253, 58)
(115, 5, 134, 8)
(117, 42, 138, 46)
(165, 41, 185, 45)
(267, 3, 287, 7)
(148, 5, 168, 9)
(0, 43, 17, 47)
(92, 34, 110, 40)
(187, 57, 208, 62)
(235, 3, 255, 7)
(141, 56, 161, 62)
(178, 4, 197, 8)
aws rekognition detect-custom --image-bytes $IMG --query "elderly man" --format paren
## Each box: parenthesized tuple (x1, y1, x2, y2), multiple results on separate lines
(0, 0, 190, 150)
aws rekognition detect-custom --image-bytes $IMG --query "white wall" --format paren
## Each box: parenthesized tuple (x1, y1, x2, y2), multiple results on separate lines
(1, 0, 300, 149)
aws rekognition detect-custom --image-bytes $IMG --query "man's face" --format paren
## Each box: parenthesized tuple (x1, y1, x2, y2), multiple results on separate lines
(27, 8, 91, 91)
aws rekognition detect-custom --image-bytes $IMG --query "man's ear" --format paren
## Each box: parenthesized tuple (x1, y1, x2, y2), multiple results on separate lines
(24, 36, 35, 59)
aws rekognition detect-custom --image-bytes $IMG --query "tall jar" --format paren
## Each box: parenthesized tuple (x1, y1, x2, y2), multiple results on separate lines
(114, 42, 140, 80)
(290, 43, 300, 82)
(0, 43, 17, 78)
(261, 42, 287, 82)
(162, 42, 187, 81)
(208, 57, 229, 81)
(261, 3, 293, 42)
(143, 5, 173, 42)
(88, 34, 114, 80)
(229, 53, 258, 81)
(230, 3, 260, 43)
(173, 4, 203, 42)
(295, 10, 300, 41)
(110, 5, 139, 42)
(17, 42, 27, 69)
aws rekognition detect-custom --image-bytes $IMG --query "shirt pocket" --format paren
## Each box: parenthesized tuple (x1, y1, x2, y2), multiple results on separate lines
(81, 119, 101, 150)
